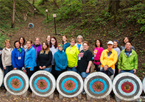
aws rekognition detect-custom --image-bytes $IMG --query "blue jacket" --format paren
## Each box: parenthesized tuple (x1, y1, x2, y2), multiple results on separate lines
(54, 50, 67, 71)
(11, 48, 25, 69)
(24, 47, 37, 71)
(63, 42, 70, 51)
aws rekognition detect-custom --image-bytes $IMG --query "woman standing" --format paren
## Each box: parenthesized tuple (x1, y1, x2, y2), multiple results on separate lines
(66, 38, 79, 72)
(46, 35, 51, 45)
(24, 40, 37, 78)
(2, 39, 13, 76)
(19, 37, 27, 51)
(62, 35, 70, 51)
(37, 42, 52, 72)
(75, 35, 83, 52)
(120, 37, 135, 51)
(113, 40, 121, 76)
(94, 39, 104, 71)
(11, 41, 25, 70)
(54, 44, 67, 79)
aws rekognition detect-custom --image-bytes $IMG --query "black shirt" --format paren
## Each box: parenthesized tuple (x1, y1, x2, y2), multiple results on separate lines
(77, 50, 92, 72)
(0, 47, 2, 67)
(37, 50, 52, 67)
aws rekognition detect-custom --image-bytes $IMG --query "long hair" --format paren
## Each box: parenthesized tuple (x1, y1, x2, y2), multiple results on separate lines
(50, 37, 58, 48)
(123, 37, 129, 45)
(62, 35, 67, 44)
(19, 37, 26, 45)
(95, 39, 103, 47)
(40, 42, 50, 54)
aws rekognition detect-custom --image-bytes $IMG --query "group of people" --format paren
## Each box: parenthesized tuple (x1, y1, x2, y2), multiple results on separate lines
(0, 35, 138, 92)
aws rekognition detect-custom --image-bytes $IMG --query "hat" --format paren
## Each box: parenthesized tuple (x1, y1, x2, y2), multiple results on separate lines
(58, 44, 63, 47)
(107, 41, 113, 45)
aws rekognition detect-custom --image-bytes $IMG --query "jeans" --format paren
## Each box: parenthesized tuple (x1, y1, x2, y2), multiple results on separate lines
(78, 72, 89, 78)
(0, 66, 3, 70)
(120, 70, 134, 73)
(4, 66, 13, 76)
(94, 64, 100, 71)
(44, 67, 52, 72)
(67, 67, 77, 72)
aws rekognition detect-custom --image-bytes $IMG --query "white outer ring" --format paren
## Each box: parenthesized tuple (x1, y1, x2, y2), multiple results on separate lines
(4, 70, 29, 95)
(0, 68, 4, 87)
(56, 71, 83, 98)
(30, 71, 56, 97)
(84, 72, 112, 99)
(113, 72, 142, 101)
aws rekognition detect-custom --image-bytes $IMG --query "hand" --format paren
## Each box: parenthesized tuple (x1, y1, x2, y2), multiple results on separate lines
(4, 67, 6, 70)
(39, 66, 42, 69)
(86, 69, 89, 73)
(98, 65, 101, 68)
(133, 69, 136, 73)
(118, 69, 121, 73)
(104, 65, 108, 71)
(13, 68, 17, 70)
(43, 66, 46, 69)
(75, 66, 77, 68)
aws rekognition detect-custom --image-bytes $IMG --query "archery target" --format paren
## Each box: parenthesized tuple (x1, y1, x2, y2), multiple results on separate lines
(0, 68, 4, 87)
(142, 77, 145, 93)
(4, 70, 29, 95)
(57, 71, 83, 98)
(113, 72, 142, 101)
(30, 71, 55, 97)
(84, 72, 112, 99)
(28, 23, 34, 28)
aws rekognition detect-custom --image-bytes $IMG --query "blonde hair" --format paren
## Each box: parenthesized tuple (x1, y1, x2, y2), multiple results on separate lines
(40, 42, 50, 54)
(83, 41, 89, 46)
(70, 38, 76, 43)
(5, 39, 10, 44)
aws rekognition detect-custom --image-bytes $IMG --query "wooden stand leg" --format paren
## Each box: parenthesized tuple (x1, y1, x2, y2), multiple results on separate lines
(31, 92, 36, 98)
(78, 94, 81, 100)
(86, 94, 91, 101)
(59, 93, 63, 99)
(6, 91, 11, 96)
(106, 95, 110, 101)
(49, 93, 54, 99)
(22, 91, 28, 97)
(115, 95, 121, 102)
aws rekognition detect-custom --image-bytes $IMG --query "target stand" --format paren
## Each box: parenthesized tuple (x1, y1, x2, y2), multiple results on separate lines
(84, 72, 112, 101)
(4, 70, 29, 97)
(113, 72, 142, 102)
(30, 71, 55, 99)
(56, 71, 83, 99)
(0, 68, 4, 87)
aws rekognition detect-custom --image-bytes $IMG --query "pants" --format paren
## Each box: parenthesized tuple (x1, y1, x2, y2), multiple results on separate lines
(94, 64, 100, 71)
(78, 72, 89, 78)
(26, 68, 34, 92)
(44, 67, 52, 72)
(4, 66, 13, 77)
(114, 65, 118, 77)
(55, 70, 64, 79)
(51, 65, 56, 78)
(67, 67, 77, 72)
(120, 70, 134, 73)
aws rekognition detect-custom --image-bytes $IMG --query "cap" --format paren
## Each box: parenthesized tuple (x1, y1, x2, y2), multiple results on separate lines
(107, 41, 113, 45)
(58, 44, 63, 47)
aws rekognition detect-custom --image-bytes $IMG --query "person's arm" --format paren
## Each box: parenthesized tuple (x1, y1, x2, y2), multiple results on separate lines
(45, 51, 52, 67)
(86, 51, 93, 73)
(108, 51, 118, 68)
(54, 53, 63, 69)
(118, 51, 123, 73)
(100, 51, 105, 67)
(37, 52, 41, 68)
(11, 50, 17, 69)
(86, 61, 92, 73)
(64, 53, 68, 69)
(134, 51, 138, 70)
(2, 49, 6, 69)
(30, 49, 36, 71)
(75, 49, 79, 67)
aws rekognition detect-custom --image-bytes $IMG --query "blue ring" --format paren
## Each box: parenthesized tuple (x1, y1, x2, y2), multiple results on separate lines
(34, 77, 50, 93)
(61, 77, 78, 93)
(89, 78, 107, 94)
(8, 76, 24, 91)
(29, 23, 33, 28)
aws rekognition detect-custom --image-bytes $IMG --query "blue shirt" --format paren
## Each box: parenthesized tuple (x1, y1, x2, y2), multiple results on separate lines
(77, 44, 81, 50)
(11, 48, 25, 69)
(63, 42, 70, 51)
(54, 50, 67, 71)
(24, 47, 37, 71)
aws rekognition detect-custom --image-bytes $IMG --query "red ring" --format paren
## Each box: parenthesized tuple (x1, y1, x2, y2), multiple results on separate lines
(121, 82, 134, 93)
(37, 80, 47, 90)
(11, 79, 21, 88)
(92, 81, 104, 92)
(64, 80, 75, 90)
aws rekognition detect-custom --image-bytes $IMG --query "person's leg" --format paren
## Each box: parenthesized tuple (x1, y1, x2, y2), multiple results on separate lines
(67, 68, 72, 71)
(80, 72, 89, 79)
(72, 67, 77, 72)
(44, 67, 52, 73)
(114, 65, 118, 77)
(95, 64, 100, 71)
(4, 66, 9, 77)
(120, 70, 126, 73)
(26, 68, 34, 92)
(110, 69, 115, 81)
(128, 70, 134, 73)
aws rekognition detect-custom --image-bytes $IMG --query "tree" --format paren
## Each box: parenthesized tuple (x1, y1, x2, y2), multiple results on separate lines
(53, 0, 59, 8)
(11, 0, 16, 28)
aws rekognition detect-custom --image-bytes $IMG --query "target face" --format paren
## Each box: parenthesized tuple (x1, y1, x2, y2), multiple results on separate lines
(4, 70, 29, 95)
(30, 71, 55, 97)
(113, 72, 142, 101)
(57, 71, 83, 98)
(28, 23, 34, 28)
(84, 72, 112, 99)
(0, 68, 4, 87)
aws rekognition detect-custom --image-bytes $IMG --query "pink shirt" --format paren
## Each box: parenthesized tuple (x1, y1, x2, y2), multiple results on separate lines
(94, 47, 104, 65)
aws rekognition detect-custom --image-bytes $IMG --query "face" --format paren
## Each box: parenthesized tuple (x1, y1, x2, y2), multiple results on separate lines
(70, 41, 75, 46)
(35, 38, 40, 45)
(125, 43, 131, 50)
(5, 42, 10, 48)
(62, 36, 67, 42)
(113, 41, 118, 48)
(47, 36, 50, 42)
(96, 40, 100, 47)
(78, 37, 82, 43)
(43, 43, 47, 50)
(58, 46, 63, 51)
(51, 38, 56, 45)
(26, 41, 32, 48)
(124, 37, 129, 43)
(15, 42, 20, 49)
(107, 44, 113, 50)
(83, 43, 89, 50)
(20, 38, 24, 44)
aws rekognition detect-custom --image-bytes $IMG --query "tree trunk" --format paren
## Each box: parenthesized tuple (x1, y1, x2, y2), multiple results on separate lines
(11, 0, 16, 28)
(33, 0, 35, 5)
(53, 0, 59, 8)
